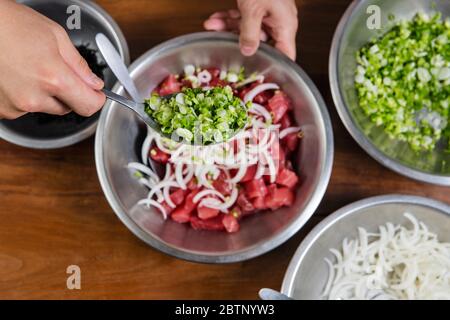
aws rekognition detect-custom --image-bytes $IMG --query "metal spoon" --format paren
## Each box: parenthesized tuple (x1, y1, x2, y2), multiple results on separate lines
(95, 32, 247, 146)
(96, 34, 182, 144)
(96, 34, 167, 135)
(101, 89, 168, 133)
(258, 288, 293, 300)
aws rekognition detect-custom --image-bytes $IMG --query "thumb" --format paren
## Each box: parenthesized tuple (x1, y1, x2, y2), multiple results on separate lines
(238, 6, 265, 56)
(53, 26, 104, 90)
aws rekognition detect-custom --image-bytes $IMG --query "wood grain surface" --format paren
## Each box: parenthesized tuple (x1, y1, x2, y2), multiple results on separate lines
(0, 0, 448, 299)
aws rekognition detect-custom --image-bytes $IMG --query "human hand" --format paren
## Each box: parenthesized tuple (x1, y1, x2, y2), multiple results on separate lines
(0, 1, 106, 119)
(204, 0, 298, 60)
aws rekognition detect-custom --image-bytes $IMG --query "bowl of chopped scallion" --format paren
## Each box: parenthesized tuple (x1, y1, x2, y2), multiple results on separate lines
(330, 0, 450, 186)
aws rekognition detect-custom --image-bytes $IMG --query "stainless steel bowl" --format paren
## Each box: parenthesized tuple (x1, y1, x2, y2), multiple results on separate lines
(281, 194, 450, 299)
(95, 32, 334, 263)
(0, 0, 129, 149)
(330, 0, 450, 185)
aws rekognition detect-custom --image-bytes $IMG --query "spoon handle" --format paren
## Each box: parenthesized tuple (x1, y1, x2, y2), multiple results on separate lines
(102, 89, 162, 133)
(96, 33, 142, 103)
(102, 89, 141, 110)
(259, 288, 293, 300)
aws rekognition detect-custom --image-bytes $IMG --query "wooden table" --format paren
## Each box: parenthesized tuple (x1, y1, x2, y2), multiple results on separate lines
(0, 0, 448, 299)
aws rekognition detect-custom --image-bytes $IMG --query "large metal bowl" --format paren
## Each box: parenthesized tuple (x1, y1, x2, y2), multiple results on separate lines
(281, 194, 450, 299)
(0, 0, 129, 149)
(330, 0, 450, 186)
(95, 32, 334, 263)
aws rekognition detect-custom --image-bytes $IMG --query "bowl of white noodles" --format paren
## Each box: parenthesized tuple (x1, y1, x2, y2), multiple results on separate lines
(281, 195, 450, 300)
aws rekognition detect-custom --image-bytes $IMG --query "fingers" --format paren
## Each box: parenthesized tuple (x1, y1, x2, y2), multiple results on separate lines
(275, 42, 296, 61)
(274, 29, 297, 60)
(271, 14, 298, 60)
(204, 9, 269, 45)
(227, 9, 241, 19)
(264, 1, 299, 60)
(204, 11, 240, 32)
(204, 18, 228, 31)
(238, 2, 265, 56)
(205, 4, 295, 59)
(52, 24, 104, 91)
(0, 103, 26, 120)
(42, 97, 71, 115)
(209, 9, 240, 19)
(50, 60, 106, 117)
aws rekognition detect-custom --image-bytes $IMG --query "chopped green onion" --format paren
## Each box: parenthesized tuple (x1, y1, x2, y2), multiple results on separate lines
(144, 86, 249, 144)
(355, 13, 450, 152)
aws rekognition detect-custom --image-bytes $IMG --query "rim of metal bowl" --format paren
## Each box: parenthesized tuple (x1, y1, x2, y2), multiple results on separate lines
(281, 194, 450, 297)
(95, 32, 334, 263)
(0, 0, 130, 149)
(329, 0, 450, 186)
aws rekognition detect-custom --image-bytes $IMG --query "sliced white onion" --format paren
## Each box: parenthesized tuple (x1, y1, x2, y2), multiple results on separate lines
(155, 136, 179, 154)
(249, 103, 272, 123)
(137, 199, 167, 220)
(322, 213, 450, 300)
(139, 178, 155, 189)
(216, 188, 239, 212)
(169, 145, 189, 163)
(244, 83, 279, 103)
(141, 134, 154, 165)
(229, 162, 249, 183)
(149, 189, 164, 203)
(199, 197, 223, 209)
(227, 72, 239, 83)
(196, 165, 214, 189)
(280, 127, 302, 139)
(193, 189, 226, 203)
(198, 70, 212, 83)
(182, 164, 195, 186)
(186, 75, 200, 87)
(163, 163, 172, 181)
(236, 74, 265, 88)
(175, 163, 187, 189)
(127, 162, 159, 183)
(254, 161, 266, 179)
(148, 180, 179, 201)
(263, 151, 276, 183)
(163, 185, 176, 208)
(230, 129, 253, 142)
(184, 64, 195, 76)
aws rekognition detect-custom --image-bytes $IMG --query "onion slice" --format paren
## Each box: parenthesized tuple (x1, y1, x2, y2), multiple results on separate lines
(235, 74, 265, 88)
(148, 180, 179, 200)
(244, 83, 279, 103)
(141, 134, 154, 165)
(137, 199, 168, 220)
(127, 162, 159, 183)
(280, 127, 302, 139)
(193, 189, 226, 203)
(249, 103, 272, 123)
